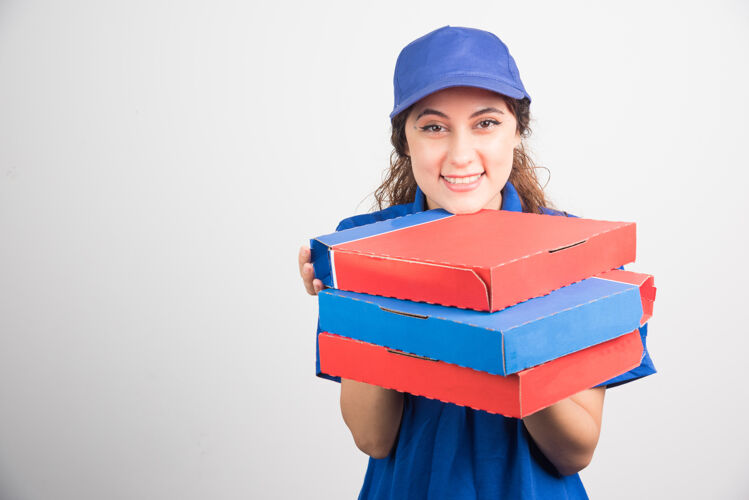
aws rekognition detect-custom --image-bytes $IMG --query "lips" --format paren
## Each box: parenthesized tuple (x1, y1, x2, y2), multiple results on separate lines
(441, 172, 484, 192)
(442, 173, 484, 185)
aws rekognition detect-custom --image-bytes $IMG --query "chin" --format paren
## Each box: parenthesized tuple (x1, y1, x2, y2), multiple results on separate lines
(441, 200, 487, 215)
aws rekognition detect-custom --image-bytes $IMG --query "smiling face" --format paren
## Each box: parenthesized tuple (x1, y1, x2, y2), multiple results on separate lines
(404, 87, 521, 214)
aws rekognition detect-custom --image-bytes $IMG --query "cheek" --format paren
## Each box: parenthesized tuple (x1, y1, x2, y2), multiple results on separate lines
(410, 142, 444, 174)
(479, 138, 515, 169)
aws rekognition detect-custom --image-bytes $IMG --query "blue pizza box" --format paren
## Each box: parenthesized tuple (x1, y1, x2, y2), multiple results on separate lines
(318, 275, 643, 376)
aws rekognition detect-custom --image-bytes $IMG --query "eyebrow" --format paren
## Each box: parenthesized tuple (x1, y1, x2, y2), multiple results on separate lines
(470, 107, 505, 118)
(414, 107, 505, 121)
(415, 108, 448, 120)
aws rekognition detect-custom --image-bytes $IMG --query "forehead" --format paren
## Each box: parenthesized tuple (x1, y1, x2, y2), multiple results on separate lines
(412, 86, 511, 115)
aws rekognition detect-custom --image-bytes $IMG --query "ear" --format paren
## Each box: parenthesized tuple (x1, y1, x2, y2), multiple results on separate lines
(513, 131, 522, 149)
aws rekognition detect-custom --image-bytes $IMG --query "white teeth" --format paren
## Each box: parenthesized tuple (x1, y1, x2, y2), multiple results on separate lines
(443, 173, 482, 184)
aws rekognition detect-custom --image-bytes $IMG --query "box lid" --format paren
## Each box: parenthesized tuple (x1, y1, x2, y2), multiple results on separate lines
(312, 209, 636, 311)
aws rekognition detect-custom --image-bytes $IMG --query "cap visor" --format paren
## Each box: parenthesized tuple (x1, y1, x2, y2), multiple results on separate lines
(390, 75, 528, 119)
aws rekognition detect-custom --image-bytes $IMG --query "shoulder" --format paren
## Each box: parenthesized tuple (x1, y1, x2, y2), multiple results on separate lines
(335, 202, 415, 231)
(539, 206, 577, 218)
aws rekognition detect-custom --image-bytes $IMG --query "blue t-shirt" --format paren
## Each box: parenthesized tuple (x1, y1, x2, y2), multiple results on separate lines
(324, 183, 656, 500)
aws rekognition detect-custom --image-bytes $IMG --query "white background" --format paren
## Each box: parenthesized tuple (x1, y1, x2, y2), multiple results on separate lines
(1, 1, 748, 498)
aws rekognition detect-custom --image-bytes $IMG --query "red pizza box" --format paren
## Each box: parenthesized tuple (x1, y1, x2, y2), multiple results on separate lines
(318, 330, 643, 418)
(311, 209, 635, 311)
(596, 269, 656, 325)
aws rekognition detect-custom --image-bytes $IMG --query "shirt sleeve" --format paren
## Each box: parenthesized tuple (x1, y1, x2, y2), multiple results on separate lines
(595, 323, 656, 388)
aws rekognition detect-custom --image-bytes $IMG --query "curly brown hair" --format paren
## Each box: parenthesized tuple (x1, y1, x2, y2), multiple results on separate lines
(373, 96, 551, 214)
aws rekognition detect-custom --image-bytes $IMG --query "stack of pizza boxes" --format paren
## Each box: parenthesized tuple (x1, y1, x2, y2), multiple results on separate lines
(310, 209, 655, 418)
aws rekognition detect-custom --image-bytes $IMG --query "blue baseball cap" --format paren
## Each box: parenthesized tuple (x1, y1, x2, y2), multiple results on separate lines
(390, 26, 531, 119)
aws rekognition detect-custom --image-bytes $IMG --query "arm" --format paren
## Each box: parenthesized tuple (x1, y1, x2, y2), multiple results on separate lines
(340, 379, 404, 459)
(299, 246, 404, 459)
(522, 386, 606, 476)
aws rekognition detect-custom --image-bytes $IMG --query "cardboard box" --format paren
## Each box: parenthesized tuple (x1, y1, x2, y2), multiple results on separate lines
(318, 329, 643, 418)
(597, 269, 656, 325)
(318, 272, 650, 376)
(311, 209, 636, 311)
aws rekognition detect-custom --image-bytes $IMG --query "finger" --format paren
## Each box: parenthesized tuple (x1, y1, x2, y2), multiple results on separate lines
(298, 245, 311, 277)
(302, 263, 316, 295)
(313, 279, 324, 294)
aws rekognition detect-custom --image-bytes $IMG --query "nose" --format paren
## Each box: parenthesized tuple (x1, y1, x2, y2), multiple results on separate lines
(447, 129, 476, 169)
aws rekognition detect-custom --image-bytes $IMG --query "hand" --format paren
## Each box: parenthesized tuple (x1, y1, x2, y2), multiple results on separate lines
(298, 245, 324, 295)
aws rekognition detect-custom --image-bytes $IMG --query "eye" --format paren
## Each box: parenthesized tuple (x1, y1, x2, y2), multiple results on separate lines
(477, 119, 501, 129)
(419, 124, 445, 133)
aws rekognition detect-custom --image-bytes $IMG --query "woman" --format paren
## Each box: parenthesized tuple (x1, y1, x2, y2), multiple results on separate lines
(299, 26, 655, 499)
